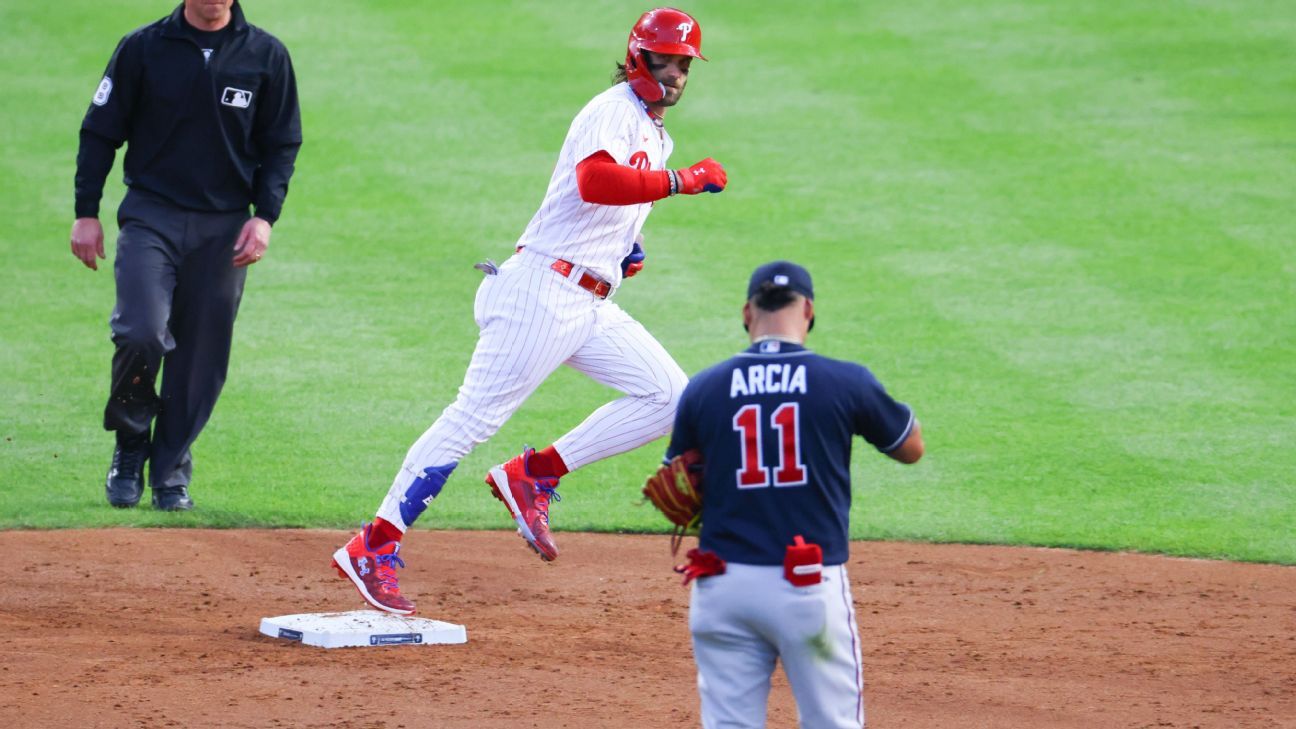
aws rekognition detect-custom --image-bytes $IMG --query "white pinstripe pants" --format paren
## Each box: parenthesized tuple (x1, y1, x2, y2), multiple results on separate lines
(376, 249, 688, 530)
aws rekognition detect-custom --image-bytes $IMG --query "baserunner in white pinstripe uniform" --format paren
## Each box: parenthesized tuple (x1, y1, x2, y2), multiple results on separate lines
(333, 8, 729, 614)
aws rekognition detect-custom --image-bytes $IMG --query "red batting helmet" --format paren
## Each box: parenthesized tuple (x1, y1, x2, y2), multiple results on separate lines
(625, 8, 706, 103)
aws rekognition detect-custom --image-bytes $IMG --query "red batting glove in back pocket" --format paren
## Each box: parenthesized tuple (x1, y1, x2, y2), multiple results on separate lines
(784, 535, 823, 587)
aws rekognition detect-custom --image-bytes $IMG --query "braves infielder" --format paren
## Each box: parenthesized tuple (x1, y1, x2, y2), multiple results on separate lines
(666, 261, 925, 728)
(333, 8, 728, 615)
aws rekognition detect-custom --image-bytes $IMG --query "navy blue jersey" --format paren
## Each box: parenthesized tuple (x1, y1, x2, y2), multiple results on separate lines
(666, 340, 914, 566)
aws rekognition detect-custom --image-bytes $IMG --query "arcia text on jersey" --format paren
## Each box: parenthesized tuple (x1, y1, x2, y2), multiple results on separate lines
(730, 364, 807, 398)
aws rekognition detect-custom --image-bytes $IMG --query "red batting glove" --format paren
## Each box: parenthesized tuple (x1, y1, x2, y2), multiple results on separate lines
(674, 158, 727, 194)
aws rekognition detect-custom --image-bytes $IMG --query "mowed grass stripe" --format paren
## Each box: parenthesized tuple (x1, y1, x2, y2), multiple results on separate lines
(845, 1, 1293, 560)
(1, 2, 1291, 562)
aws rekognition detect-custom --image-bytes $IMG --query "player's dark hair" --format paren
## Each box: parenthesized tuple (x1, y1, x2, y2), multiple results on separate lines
(751, 283, 800, 312)
(615, 51, 661, 86)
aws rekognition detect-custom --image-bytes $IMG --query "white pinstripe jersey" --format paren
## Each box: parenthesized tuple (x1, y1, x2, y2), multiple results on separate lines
(515, 82, 674, 283)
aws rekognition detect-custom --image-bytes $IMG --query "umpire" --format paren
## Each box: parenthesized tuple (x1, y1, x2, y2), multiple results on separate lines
(70, 0, 301, 510)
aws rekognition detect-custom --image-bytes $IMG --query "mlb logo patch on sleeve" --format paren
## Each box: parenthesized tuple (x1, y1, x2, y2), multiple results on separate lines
(92, 76, 113, 106)
(221, 87, 252, 108)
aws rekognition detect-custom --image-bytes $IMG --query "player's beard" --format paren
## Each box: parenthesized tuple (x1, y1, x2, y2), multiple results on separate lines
(659, 81, 686, 107)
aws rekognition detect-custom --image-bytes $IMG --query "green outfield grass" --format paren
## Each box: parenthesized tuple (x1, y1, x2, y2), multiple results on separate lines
(1, 1, 1292, 564)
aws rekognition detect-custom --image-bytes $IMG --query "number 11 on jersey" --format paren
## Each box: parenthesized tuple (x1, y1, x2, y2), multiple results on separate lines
(732, 402, 808, 489)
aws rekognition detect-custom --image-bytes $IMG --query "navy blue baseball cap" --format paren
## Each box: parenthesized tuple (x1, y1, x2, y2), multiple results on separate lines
(747, 260, 814, 300)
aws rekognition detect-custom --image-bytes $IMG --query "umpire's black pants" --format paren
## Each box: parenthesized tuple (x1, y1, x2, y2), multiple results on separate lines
(104, 189, 249, 489)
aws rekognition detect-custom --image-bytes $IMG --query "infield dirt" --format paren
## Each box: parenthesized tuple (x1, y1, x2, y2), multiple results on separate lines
(2, 529, 1292, 728)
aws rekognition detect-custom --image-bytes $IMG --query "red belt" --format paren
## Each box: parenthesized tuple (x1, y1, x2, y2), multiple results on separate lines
(550, 259, 612, 299)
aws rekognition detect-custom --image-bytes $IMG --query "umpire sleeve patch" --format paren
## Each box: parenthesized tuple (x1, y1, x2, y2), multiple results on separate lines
(92, 76, 113, 106)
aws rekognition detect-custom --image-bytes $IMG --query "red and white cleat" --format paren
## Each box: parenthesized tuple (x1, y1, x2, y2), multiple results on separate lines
(486, 448, 560, 561)
(331, 524, 415, 615)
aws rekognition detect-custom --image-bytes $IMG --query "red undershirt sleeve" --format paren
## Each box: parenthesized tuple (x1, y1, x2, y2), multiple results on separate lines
(575, 151, 672, 206)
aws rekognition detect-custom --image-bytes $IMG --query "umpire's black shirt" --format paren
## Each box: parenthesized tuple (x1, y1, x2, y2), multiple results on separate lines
(75, 1, 301, 224)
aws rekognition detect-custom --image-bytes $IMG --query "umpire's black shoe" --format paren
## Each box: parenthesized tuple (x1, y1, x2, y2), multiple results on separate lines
(105, 435, 149, 508)
(152, 485, 194, 512)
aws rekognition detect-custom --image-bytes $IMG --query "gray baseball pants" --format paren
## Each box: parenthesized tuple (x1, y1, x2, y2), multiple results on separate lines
(103, 189, 249, 489)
